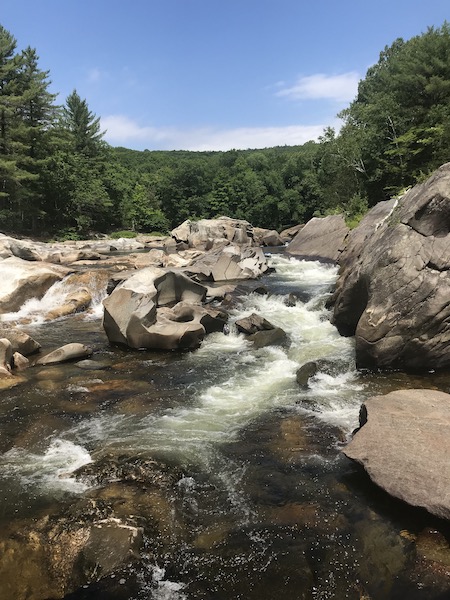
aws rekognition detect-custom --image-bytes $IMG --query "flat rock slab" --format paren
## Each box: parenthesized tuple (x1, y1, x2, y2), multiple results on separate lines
(286, 214, 349, 262)
(343, 389, 450, 520)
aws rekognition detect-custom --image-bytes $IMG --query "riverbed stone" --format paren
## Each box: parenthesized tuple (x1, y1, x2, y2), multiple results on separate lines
(12, 352, 29, 370)
(0, 327, 41, 355)
(343, 389, 450, 520)
(235, 313, 275, 335)
(248, 327, 288, 349)
(35, 342, 93, 365)
(0, 337, 13, 376)
(296, 361, 318, 388)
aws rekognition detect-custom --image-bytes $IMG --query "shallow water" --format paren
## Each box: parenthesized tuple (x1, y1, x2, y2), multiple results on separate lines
(0, 254, 449, 599)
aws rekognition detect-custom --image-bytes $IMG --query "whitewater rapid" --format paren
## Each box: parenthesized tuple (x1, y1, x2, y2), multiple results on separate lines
(0, 255, 364, 497)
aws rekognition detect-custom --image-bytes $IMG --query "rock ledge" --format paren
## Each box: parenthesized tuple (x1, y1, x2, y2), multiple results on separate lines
(343, 389, 450, 520)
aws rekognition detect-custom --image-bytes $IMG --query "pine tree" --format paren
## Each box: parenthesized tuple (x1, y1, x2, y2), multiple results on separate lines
(0, 25, 23, 222)
(60, 89, 104, 155)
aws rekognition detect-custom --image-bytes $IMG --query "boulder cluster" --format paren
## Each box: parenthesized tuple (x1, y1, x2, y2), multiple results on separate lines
(0, 217, 289, 377)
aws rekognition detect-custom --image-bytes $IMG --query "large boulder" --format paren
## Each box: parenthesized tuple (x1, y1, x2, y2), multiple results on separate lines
(286, 215, 349, 262)
(0, 256, 70, 313)
(343, 389, 450, 520)
(171, 216, 254, 249)
(102, 267, 213, 350)
(252, 227, 284, 247)
(185, 244, 268, 282)
(0, 328, 41, 355)
(331, 163, 450, 369)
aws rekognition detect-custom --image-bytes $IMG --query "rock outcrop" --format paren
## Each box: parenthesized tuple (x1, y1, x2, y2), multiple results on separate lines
(287, 215, 349, 262)
(331, 163, 450, 369)
(343, 389, 450, 520)
(171, 216, 254, 249)
(102, 267, 226, 350)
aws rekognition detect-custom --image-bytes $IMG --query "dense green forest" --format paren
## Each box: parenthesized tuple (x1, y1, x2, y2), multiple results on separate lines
(0, 22, 449, 239)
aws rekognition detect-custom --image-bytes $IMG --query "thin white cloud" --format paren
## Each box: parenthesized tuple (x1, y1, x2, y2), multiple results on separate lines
(101, 115, 327, 151)
(277, 72, 360, 103)
(87, 68, 103, 83)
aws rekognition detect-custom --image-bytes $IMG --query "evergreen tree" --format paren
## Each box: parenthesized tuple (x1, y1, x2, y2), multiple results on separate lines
(60, 89, 104, 155)
(0, 25, 23, 225)
(15, 46, 57, 230)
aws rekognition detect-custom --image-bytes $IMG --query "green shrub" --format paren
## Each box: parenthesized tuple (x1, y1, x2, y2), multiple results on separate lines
(109, 230, 137, 239)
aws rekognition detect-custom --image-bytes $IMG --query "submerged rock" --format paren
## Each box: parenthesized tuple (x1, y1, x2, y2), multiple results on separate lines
(343, 389, 450, 520)
(296, 361, 318, 388)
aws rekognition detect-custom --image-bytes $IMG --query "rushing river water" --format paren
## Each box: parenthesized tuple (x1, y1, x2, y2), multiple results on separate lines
(0, 253, 449, 599)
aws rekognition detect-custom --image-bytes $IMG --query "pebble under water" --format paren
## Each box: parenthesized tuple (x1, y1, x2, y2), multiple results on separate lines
(0, 254, 449, 599)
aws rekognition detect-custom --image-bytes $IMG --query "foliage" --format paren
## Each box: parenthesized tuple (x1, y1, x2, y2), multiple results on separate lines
(1, 22, 450, 238)
(109, 230, 137, 239)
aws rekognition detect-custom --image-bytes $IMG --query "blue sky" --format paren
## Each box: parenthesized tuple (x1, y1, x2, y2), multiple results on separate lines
(2, 0, 449, 151)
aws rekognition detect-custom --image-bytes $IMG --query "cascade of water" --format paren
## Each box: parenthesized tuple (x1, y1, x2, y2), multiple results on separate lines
(0, 256, 364, 501)
(0, 270, 109, 325)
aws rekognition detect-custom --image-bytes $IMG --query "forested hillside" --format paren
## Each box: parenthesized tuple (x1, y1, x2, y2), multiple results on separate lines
(0, 22, 449, 239)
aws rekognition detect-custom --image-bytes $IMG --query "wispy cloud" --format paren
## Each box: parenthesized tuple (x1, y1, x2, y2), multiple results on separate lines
(276, 72, 360, 103)
(87, 67, 103, 83)
(101, 115, 328, 151)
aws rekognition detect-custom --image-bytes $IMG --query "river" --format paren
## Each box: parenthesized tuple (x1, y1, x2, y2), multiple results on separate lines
(0, 253, 449, 599)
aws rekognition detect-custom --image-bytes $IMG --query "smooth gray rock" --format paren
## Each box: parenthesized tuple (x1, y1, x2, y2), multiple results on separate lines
(331, 163, 450, 369)
(0, 328, 41, 356)
(287, 215, 349, 262)
(102, 267, 211, 350)
(343, 389, 450, 520)
(35, 343, 93, 365)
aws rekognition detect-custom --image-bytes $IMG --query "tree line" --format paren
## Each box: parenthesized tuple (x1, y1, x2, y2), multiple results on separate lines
(1, 22, 449, 239)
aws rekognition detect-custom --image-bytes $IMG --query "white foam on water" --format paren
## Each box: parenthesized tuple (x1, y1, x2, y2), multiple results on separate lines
(148, 565, 187, 600)
(64, 256, 362, 454)
(0, 439, 93, 494)
(3, 256, 364, 497)
(1, 273, 108, 325)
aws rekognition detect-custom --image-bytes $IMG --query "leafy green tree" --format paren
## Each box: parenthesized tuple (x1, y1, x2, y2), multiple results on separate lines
(340, 22, 450, 203)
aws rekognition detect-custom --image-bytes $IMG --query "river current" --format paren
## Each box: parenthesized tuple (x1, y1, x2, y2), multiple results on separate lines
(0, 253, 449, 599)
